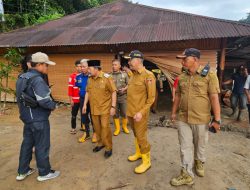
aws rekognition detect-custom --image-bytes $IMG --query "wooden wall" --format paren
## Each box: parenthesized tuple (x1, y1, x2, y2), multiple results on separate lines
(2, 50, 217, 103)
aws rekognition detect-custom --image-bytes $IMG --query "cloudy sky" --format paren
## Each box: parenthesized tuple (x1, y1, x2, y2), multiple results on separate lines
(132, 0, 250, 21)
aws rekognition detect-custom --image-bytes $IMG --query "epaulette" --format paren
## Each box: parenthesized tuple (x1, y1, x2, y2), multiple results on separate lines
(104, 73, 111, 78)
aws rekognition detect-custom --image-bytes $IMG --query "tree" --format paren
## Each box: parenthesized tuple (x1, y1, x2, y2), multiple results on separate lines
(239, 13, 250, 24)
(0, 48, 23, 113)
(1, 0, 116, 32)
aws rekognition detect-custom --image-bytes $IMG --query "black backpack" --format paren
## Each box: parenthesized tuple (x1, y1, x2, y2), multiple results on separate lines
(17, 74, 40, 108)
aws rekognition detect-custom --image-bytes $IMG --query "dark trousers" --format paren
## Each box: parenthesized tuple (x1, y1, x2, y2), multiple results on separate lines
(247, 104, 250, 124)
(80, 96, 93, 135)
(71, 102, 80, 129)
(18, 120, 51, 176)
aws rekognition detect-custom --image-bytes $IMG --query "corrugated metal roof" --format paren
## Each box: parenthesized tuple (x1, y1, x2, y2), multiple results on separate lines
(0, 0, 250, 47)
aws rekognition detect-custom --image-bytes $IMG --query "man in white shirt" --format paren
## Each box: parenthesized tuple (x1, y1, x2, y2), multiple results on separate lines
(244, 75, 250, 139)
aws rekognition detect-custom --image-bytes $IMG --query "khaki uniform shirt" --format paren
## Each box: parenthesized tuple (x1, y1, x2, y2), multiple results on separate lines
(111, 71, 128, 103)
(176, 66, 220, 124)
(127, 68, 156, 117)
(86, 71, 117, 115)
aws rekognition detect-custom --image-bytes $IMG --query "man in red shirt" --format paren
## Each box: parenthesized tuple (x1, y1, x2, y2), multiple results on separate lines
(68, 60, 82, 134)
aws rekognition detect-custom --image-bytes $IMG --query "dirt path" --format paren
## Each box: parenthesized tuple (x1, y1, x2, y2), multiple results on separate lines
(0, 105, 250, 190)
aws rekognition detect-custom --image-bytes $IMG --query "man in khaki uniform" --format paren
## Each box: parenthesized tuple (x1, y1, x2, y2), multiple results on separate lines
(170, 48, 221, 186)
(110, 59, 130, 136)
(126, 50, 156, 174)
(82, 60, 117, 158)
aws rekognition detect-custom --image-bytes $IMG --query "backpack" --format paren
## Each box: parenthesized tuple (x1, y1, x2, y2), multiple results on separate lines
(17, 74, 40, 108)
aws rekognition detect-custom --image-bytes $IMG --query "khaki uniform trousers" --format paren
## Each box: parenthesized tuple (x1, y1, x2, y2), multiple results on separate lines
(92, 114, 112, 151)
(177, 120, 209, 177)
(128, 114, 150, 154)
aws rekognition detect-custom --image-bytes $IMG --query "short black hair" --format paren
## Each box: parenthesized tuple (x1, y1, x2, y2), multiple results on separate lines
(75, 59, 81, 66)
(237, 65, 246, 73)
(21, 54, 32, 72)
(30, 62, 39, 67)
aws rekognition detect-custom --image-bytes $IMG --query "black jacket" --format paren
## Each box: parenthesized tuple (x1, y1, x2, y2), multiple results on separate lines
(16, 69, 56, 124)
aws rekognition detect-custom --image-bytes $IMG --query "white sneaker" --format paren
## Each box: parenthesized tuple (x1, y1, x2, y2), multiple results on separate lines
(16, 168, 36, 181)
(37, 170, 60, 182)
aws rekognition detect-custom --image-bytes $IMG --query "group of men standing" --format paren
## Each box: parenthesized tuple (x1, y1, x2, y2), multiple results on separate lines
(16, 48, 224, 187)
(67, 51, 156, 173)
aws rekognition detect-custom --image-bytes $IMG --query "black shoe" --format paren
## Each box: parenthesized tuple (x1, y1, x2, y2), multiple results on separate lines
(104, 150, 112, 158)
(93, 146, 105, 153)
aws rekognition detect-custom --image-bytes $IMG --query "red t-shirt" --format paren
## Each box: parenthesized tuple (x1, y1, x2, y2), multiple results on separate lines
(68, 73, 80, 103)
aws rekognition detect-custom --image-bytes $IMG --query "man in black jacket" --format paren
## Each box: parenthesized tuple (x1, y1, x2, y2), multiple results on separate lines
(16, 52, 60, 182)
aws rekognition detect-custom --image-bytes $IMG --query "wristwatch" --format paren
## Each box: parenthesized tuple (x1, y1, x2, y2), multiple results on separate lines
(213, 119, 221, 125)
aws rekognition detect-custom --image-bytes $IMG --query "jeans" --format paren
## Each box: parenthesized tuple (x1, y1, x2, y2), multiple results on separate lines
(18, 120, 51, 176)
(247, 104, 250, 124)
(80, 96, 93, 135)
(231, 93, 247, 110)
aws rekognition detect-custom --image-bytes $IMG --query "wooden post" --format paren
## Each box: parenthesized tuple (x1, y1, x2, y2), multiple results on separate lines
(219, 38, 227, 90)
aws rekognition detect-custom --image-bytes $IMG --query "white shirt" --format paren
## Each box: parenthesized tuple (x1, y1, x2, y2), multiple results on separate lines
(244, 75, 250, 90)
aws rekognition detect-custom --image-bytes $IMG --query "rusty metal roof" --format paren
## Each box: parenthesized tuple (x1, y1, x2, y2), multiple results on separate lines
(1, 0, 250, 47)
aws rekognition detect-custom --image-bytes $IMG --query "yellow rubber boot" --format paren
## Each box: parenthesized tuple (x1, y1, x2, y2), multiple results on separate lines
(78, 132, 87, 143)
(92, 133, 97, 143)
(128, 139, 142, 161)
(134, 152, 151, 174)
(81, 124, 86, 131)
(122, 118, 129, 134)
(113, 118, 120, 136)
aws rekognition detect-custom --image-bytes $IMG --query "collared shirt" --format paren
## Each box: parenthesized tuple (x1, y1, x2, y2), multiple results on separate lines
(75, 73, 89, 97)
(176, 66, 220, 125)
(110, 71, 128, 96)
(68, 73, 80, 103)
(127, 68, 156, 117)
(86, 71, 117, 115)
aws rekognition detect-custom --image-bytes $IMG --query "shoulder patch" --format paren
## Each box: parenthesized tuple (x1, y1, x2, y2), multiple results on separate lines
(104, 73, 111, 78)
(145, 69, 154, 75)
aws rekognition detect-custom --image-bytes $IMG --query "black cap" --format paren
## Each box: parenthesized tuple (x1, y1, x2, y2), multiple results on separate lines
(176, 48, 201, 59)
(124, 50, 144, 59)
(88, 60, 101, 67)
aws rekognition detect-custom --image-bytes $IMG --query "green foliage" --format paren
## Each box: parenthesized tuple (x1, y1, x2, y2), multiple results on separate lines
(35, 13, 64, 24)
(0, 48, 23, 95)
(239, 13, 250, 24)
(1, 0, 116, 32)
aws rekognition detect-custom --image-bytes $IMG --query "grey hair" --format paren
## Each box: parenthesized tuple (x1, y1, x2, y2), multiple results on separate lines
(80, 59, 89, 65)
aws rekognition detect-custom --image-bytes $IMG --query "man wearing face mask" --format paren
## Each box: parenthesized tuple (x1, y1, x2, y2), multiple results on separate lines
(16, 52, 60, 182)
(170, 48, 221, 186)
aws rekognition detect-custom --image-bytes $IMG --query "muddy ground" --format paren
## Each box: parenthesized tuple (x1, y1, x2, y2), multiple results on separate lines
(0, 103, 250, 190)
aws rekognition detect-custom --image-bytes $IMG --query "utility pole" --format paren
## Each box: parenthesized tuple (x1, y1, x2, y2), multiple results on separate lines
(0, 0, 4, 22)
